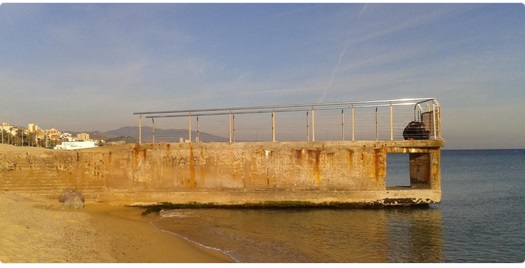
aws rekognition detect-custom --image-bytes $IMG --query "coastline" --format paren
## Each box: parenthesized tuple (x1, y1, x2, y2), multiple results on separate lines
(0, 192, 233, 263)
(84, 202, 234, 263)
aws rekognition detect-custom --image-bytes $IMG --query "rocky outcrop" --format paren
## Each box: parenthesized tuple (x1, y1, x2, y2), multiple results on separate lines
(59, 188, 85, 209)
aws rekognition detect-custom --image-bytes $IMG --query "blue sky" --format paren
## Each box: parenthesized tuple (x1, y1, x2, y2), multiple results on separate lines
(0, 3, 524, 149)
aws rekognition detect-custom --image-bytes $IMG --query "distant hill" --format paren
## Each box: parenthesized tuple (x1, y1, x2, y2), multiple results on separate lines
(68, 126, 228, 143)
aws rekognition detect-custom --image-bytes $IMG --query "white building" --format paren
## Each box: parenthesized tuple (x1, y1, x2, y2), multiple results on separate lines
(1, 122, 17, 135)
(61, 132, 74, 142)
(54, 141, 99, 150)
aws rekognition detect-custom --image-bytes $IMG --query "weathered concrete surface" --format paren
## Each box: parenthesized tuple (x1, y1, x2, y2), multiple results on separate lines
(0, 140, 444, 207)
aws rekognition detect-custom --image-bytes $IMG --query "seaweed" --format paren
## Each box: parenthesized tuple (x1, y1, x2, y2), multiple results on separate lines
(133, 199, 430, 216)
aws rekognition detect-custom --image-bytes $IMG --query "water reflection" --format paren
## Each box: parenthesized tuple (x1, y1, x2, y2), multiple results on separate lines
(385, 208, 443, 262)
(153, 207, 443, 262)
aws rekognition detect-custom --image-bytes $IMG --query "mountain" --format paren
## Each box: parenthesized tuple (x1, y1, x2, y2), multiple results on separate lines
(102, 126, 228, 143)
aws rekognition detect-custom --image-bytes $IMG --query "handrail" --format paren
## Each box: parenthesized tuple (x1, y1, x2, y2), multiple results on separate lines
(133, 98, 441, 144)
(133, 98, 436, 116)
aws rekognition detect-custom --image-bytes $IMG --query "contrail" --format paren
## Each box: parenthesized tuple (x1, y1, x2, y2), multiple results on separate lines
(318, 41, 350, 102)
(318, 36, 351, 103)
(358, 3, 368, 19)
(318, 4, 367, 103)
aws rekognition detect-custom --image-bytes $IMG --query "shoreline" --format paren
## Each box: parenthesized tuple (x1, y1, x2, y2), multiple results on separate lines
(84, 202, 235, 263)
(150, 218, 239, 263)
(0, 192, 234, 263)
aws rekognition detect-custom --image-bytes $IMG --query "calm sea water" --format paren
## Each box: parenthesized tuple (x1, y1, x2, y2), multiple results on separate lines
(151, 149, 525, 263)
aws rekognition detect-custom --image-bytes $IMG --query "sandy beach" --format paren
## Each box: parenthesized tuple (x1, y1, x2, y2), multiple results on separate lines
(0, 192, 233, 263)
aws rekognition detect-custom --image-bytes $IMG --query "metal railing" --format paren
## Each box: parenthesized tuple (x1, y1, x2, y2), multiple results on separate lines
(133, 98, 441, 144)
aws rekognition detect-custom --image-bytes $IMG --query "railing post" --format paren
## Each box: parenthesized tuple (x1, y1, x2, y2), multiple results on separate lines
(196, 116, 200, 142)
(188, 112, 192, 143)
(229, 111, 232, 143)
(311, 106, 315, 142)
(432, 103, 437, 139)
(351, 104, 355, 141)
(272, 109, 276, 142)
(390, 102, 394, 141)
(306, 111, 309, 141)
(375, 107, 378, 141)
(152, 118, 155, 144)
(233, 114, 236, 142)
(139, 114, 142, 144)
(341, 109, 345, 141)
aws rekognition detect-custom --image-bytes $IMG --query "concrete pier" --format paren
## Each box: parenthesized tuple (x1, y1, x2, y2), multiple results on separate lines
(0, 139, 444, 207)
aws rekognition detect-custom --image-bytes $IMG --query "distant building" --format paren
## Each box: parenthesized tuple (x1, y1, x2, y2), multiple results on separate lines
(1, 122, 17, 135)
(54, 141, 99, 150)
(76, 133, 90, 141)
(27, 123, 44, 134)
(35, 128, 45, 140)
(61, 132, 74, 141)
(46, 128, 61, 141)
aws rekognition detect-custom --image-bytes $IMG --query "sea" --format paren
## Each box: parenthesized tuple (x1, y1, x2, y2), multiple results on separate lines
(150, 149, 525, 263)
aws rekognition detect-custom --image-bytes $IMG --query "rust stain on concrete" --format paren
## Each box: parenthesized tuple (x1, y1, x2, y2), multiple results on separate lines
(188, 143, 196, 187)
(307, 149, 321, 186)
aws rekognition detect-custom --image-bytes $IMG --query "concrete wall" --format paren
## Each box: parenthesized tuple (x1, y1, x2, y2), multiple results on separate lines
(0, 140, 444, 207)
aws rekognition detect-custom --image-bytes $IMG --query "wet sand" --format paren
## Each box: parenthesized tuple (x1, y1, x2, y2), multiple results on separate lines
(0, 192, 233, 263)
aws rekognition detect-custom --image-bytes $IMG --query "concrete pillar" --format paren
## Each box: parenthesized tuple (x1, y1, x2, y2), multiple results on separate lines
(409, 153, 430, 189)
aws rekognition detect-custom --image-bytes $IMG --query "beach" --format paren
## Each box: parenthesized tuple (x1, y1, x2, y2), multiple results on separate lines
(0, 192, 233, 263)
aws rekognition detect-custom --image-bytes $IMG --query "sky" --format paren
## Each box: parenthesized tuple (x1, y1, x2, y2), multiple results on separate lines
(0, 3, 524, 149)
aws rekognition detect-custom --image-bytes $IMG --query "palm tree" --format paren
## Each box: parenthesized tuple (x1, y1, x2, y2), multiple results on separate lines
(0, 129, 8, 144)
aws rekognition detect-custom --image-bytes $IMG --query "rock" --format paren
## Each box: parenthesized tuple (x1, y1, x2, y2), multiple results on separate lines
(59, 188, 85, 203)
(59, 188, 85, 209)
(63, 195, 85, 209)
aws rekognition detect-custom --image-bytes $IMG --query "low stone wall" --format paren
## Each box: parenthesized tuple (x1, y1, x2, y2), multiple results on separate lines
(0, 140, 444, 207)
